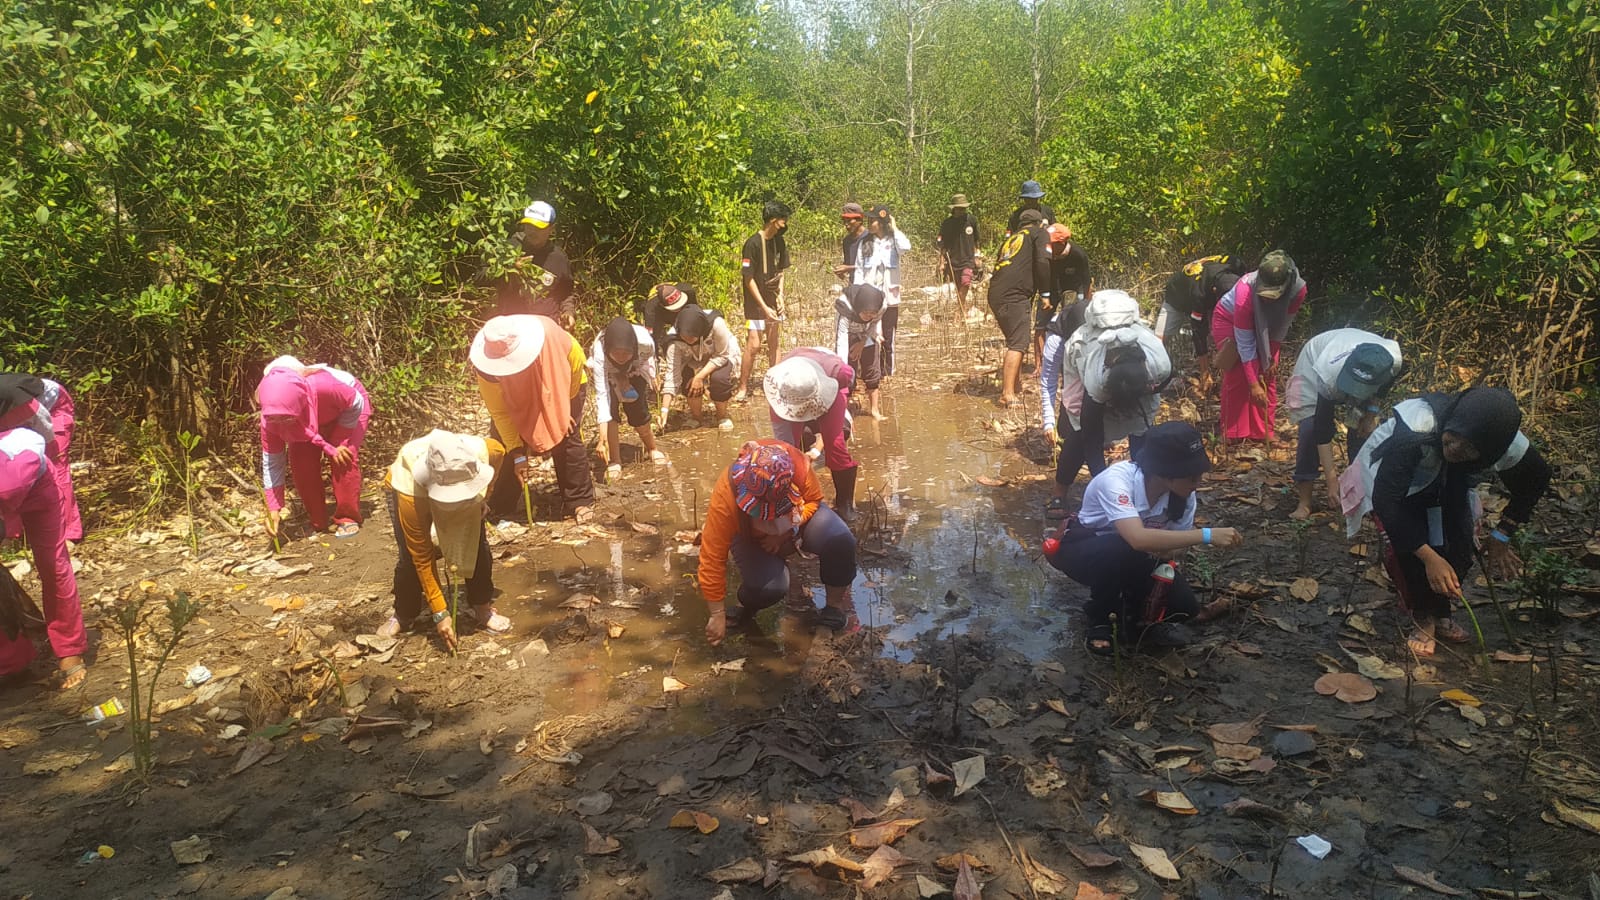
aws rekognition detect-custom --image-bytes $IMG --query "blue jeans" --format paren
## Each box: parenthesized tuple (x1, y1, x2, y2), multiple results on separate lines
(728, 505, 856, 612)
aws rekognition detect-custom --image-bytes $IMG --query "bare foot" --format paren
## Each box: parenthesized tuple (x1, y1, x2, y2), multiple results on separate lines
(870, 409, 887, 421)
(1289, 505, 1312, 520)
(58, 656, 87, 690)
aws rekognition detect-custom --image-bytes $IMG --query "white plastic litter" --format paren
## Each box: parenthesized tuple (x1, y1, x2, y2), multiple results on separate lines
(183, 664, 213, 688)
(1295, 835, 1332, 859)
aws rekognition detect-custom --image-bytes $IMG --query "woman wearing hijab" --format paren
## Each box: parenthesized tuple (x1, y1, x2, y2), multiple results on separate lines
(1043, 422, 1244, 655)
(856, 205, 911, 378)
(257, 356, 372, 539)
(0, 374, 82, 541)
(1210, 250, 1308, 444)
(833, 283, 886, 420)
(472, 315, 596, 524)
(1042, 295, 1172, 508)
(1284, 329, 1402, 520)
(699, 440, 858, 646)
(765, 348, 859, 519)
(659, 304, 740, 432)
(0, 423, 89, 689)
(380, 430, 509, 648)
(589, 317, 667, 481)
(1343, 387, 1550, 655)
(643, 282, 696, 352)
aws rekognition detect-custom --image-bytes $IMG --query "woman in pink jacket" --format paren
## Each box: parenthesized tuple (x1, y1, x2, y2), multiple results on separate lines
(0, 374, 82, 541)
(0, 421, 88, 689)
(257, 356, 372, 539)
(1210, 251, 1308, 444)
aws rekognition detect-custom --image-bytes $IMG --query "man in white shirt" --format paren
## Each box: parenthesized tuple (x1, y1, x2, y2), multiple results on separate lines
(1043, 422, 1244, 654)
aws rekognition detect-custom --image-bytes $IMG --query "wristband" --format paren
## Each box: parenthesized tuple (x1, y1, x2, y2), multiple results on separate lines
(1365, 405, 1381, 415)
(1202, 528, 1213, 545)
(512, 455, 528, 465)
(1490, 528, 1511, 544)
(431, 609, 450, 624)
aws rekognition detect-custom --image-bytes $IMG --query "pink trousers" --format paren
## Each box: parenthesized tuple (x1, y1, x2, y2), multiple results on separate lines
(0, 472, 88, 676)
(48, 390, 82, 541)
(288, 442, 363, 531)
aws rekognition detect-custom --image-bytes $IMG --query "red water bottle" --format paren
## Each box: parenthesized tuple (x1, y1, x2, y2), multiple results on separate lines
(1144, 561, 1177, 623)
(1043, 526, 1062, 556)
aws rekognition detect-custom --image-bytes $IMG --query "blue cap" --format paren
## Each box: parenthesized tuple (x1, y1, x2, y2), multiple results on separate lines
(1019, 180, 1046, 199)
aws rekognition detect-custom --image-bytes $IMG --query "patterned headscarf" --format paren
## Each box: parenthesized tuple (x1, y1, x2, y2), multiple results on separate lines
(727, 441, 802, 521)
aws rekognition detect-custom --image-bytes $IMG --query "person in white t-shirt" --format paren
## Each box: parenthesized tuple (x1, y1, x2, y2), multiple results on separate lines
(1043, 422, 1244, 654)
(1284, 329, 1401, 520)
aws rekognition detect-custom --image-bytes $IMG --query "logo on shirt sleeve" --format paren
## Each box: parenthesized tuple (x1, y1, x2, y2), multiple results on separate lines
(741, 259, 752, 268)
(1115, 493, 1132, 507)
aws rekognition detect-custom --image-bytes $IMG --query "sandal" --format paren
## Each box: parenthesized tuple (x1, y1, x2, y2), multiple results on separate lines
(1407, 627, 1437, 657)
(333, 522, 361, 538)
(572, 506, 595, 525)
(1435, 618, 1471, 644)
(650, 450, 668, 465)
(814, 606, 859, 633)
(469, 606, 513, 635)
(1084, 624, 1115, 657)
(1044, 497, 1069, 520)
(58, 661, 87, 691)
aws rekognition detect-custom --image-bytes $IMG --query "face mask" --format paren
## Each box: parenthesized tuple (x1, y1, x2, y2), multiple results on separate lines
(774, 224, 788, 236)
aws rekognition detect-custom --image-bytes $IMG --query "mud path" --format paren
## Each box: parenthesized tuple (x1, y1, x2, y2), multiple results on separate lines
(3, 259, 1600, 899)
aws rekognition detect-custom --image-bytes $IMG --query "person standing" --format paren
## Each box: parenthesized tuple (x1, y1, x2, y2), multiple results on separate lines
(0, 374, 82, 541)
(589, 318, 668, 481)
(765, 349, 860, 519)
(1211, 250, 1309, 445)
(735, 201, 792, 402)
(1285, 329, 1402, 519)
(857, 205, 911, 378)
(1039, 224, 1092, 372)
(987, 208, 1052, 407)
(379, 430, 509, 649)
(936, 195, 980, 319)
(257, 356, 371, 540)
(660, 305, 741, 432)
(1043, 422, 1244, 654)
(0, 423, 88, 689)
(699, 440, 859, 645)
(833, 203, 869, 283)
(1344, 388, 1549, 656)
(1006, 180, 1058, 235)
(1155, 254, 1244, 390)
(834, 283, 886, 420)
(497, 201, 576, 329)
(471, 315, 596, 524)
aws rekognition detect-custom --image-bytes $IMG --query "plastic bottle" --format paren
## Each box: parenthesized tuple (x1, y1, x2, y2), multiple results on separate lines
(1144, 561, 1177, 623)
(83, 697, 126, 724)
(1042, 531, 1061, 557)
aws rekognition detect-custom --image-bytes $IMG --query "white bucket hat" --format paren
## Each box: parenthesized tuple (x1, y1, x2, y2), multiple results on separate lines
(414, 430, 494, 506)
(764, 356, 839, 423)
(470, 315, 545, 378)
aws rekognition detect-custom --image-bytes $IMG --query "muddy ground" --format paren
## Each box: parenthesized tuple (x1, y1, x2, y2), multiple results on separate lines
(4, 258, 1600, 900)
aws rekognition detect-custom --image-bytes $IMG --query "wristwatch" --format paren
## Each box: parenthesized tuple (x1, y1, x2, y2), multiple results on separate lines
(431, 609, 450, 624)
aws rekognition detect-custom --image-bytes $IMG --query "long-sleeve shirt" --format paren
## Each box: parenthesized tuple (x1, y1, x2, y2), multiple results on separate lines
(855, 230, 912, 305)
(1213, 272, 1308, 380)
(1058, 324, 1170, 440)
(587, 326, 657, 425)
(663, 316, 741, 395)
(697, 439, 823, 605)
(385, 435, 504, 615)
(477, 336, 587, 456)
(261, 365, 370, 511)
(0, 427, 48, 515)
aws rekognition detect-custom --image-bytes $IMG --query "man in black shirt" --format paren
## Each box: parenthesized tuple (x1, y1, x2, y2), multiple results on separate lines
(1039, 223, 1092, 365)
(735, 200, 791, 401)
(834, 202, 868, 282)
(1005, 180, 1058, 236)
(987, 208, 1052, 407)
(1155, 254, 1244, 390)
(935, 194, 980, 319)
(498, 200, 576, 328)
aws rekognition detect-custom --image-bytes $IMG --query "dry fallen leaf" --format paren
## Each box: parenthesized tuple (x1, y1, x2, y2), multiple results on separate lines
(849, 818, 923, 849)
(787, 845, 864, 873)
(1223, 797, 1285, 819)
(606, 622, 625, 639)
(952, 756, 986, 796)
(1493, 650, 1535, 663)
(1315, 672, 1377, 703)
(1137, 789, 1198, 815)
(925, 762, 954, 787)
(669, 809, 720, 834)
(1019, 847, 1071, 895)
(1066, 845, 1119, 868)
(705, 857, 765, 884)
(936, 852, 990, 872)
(918, 874, 950, 897)
(1045, 699, 1070, 717)
(861, 844, 910, 889)
(1439, 689, 1481, 707)
(710, 658, 746, 675)
(970, 697, 1017, 728)
(1391, 864, 1466, 896)
(1073, 883, 1125, 900)
(1550, 798, 1600, 835)
(581, 822, 620, 855)
(1290, 577, 1320, 601)
(662, 675, 689, 693)
(974, 475, 1008, 487)
(1128, 842, 1180, 881)
(560, 593, 601, 609)
(954, 857, 983, 899)
(839, 797, 877, 825)
(1206, 720, 1261, 745)
(882, 786, 907, 813)
(1345, 650, 1406, 681)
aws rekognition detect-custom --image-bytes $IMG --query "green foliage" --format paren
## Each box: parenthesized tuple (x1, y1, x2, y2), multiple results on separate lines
(113, 587, 204, 783)
(0, 0, 757, 436)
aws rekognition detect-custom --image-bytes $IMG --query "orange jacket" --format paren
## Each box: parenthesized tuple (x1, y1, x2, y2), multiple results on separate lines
(697, 439, 822, 605)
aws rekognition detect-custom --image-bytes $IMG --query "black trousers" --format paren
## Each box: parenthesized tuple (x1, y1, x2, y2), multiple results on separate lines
(1055, 401, 1147, 492)
(487, 388, 596, 517)
(388, 490, 494, 621)
(1048, 530, 1198, 628)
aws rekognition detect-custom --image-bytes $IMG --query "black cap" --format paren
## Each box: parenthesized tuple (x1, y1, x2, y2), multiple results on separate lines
(1334, 343, 1396, 401)
(1136, 422, 1212, 479)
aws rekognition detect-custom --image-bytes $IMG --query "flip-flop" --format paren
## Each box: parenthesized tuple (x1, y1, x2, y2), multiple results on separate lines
(58, 662, 87, 691)
(333, 522, 361, 538)
(1083, 624, 1115, 657)
(1435, 618, 1471, 643)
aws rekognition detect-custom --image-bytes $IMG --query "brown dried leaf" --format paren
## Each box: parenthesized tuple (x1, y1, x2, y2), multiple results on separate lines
(786, 844, 864, 873)
(668, 809, 719, 834)
(1020, 847, 1071, 895)
(925, 762, 954, 786)
(1223, 797, 1285, 820)
(974, 475, 1009, 487)
(705, 857, 765, 884)
(1290, 577, 1320, 602)
(1206, 720, 1261, 745)
(1391, 864, 1466, 896)
(861, 844, 909, 889)
(936, 852, 990, 872)
(1550, 798, 1600, 835)
(1073, 883, 1125, 900)
(581, 822, 620, 855)
(1137, 789, 1198, 815)
(606, 622, 625, 639)
(838, 797, 877, 825)
(1128, 842, 1180, 881)
(1066, 845, 1119, 868)
(629, 520, 659, 536)
(954, 857, 983, 900)
(1045, 698, 1070, 717)
(1493, 650, 1535, 663)
(969, 697, 1017, 728)
(1315, 672, 1377, 703)
(952, 755, 986, 796)
(849, 817, 923, 849)
(662, 675, 689, 692)
(918, 874, 950, 897)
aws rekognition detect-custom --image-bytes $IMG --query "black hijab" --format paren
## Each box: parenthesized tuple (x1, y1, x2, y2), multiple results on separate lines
(0, 374, 45, 420)
(601, 317, 639, 362)
(675, 304, 713, 340)
(837, 284, 885, 324)
(1374, 386, 1522, 474)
